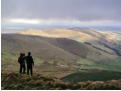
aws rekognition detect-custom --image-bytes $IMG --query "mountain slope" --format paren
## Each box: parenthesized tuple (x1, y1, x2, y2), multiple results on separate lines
(20, 28, 121, 56)
(20, 28, 97, 42)
(2, 34, 82, 73)
(2, 33, 121, 73)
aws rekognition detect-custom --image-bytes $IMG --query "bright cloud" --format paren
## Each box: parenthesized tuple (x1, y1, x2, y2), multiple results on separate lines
(6, 18, 121, 26)
(8, 19, 40, 24)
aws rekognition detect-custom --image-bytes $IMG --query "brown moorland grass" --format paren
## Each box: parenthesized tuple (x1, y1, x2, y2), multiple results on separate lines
(1, 72, 121, 90)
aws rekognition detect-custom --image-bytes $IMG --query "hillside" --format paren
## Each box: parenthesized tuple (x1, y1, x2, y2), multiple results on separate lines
(20, 28, 121, 42)
(2, 34, 82, 73)
(2, 72, 121, 90)
(2, 33, 121, 74)
(20, 28, 96, 42)
(20, 28, 121, 56)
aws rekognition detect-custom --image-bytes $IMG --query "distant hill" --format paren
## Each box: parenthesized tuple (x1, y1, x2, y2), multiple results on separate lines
(20, 28, 121, 42)
(20, 28, 97, 42)
(20, 28, 121, 56)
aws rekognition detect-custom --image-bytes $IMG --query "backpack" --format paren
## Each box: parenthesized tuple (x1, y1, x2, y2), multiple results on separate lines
(18, 56, 24, 63)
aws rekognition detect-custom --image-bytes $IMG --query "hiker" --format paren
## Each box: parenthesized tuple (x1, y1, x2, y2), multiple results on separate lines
(26, 52, 34, 76)
(18, 53, 26, 74)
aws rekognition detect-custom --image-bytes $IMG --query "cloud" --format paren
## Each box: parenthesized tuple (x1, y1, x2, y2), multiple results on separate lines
(6, 18, 121, 26)
(2, 0, 121, 21)
(2, 0, 121, 31)
(8, 18, 40, 24)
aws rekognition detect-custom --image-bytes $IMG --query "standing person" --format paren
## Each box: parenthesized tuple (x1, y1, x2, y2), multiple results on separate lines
(18, 53, 26, 74)
(22, 53, 26, 73)
(26, 52, 34, 76)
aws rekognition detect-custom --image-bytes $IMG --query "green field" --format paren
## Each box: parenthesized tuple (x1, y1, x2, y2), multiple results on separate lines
(61, 70, 121, 82)
(76, 57, 121, 71)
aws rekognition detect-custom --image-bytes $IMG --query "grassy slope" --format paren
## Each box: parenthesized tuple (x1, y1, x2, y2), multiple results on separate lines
(2, 34, 82, 74)
(2, 33, 121, 74)
(76, 57, 121, 71)
(20, 28, 121, 57)
(2, 72, 121, 90)
(61, 70, 121, 82)
(20, 28, 121, 55)
(20, 28, 96, 42)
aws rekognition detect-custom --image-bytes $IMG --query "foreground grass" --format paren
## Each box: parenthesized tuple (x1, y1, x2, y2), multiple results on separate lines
(1, 72, 121, 90)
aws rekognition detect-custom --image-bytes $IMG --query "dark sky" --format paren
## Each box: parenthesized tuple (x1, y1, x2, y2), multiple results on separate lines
(2, 0, 121, 32)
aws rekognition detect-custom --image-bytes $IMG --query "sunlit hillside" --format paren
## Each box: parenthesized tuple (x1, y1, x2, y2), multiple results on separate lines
(20, 28, 121, 43)
(99, 31, 121, 42)
(20, 28, 98, 42)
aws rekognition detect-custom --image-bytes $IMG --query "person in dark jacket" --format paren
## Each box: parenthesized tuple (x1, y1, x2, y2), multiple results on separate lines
(18, 53, 26, 74)
(26, 52, 34, 76)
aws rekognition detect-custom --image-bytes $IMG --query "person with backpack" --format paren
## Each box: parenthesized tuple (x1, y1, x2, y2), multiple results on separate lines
(18, 53, 26, 74)
(26, 52, 34, 76)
